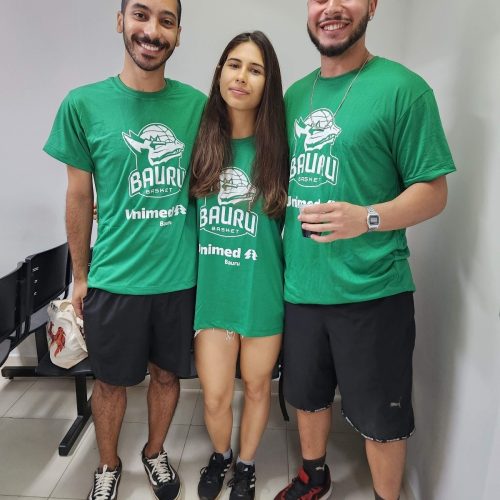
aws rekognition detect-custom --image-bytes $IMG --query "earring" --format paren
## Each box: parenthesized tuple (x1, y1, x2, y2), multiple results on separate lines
(369, 14, 374, 20)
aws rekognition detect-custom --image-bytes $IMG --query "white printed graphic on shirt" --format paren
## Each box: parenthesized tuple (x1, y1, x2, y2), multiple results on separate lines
(290, 108, 341, 188)
(123, 123, 186, 198)
(200, 167, 258, 238)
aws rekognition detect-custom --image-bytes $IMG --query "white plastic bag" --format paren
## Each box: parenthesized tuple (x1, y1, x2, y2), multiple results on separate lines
(46, 299, 87, 369)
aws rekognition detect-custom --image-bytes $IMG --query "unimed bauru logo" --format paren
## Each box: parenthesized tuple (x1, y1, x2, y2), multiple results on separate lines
(123, 123, 186, 198)
(290, 108, 341, 188)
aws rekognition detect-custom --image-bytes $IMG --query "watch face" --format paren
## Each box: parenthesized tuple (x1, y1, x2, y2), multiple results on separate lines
(368, 214, 380, 226)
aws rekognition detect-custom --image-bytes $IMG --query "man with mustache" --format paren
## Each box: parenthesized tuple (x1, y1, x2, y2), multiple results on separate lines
(275, 1, 455, 499)
(44, 1, 205, 499)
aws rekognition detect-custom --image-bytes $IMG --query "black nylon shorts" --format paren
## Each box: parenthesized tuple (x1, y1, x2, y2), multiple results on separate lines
(83, 287, 195, 386)
(283, 292, 416, 442)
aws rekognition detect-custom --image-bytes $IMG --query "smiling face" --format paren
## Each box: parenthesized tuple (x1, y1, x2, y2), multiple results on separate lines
(219, 41, 266, 116)
(307, 0, 376, 57)
(117, 0, 181, 72)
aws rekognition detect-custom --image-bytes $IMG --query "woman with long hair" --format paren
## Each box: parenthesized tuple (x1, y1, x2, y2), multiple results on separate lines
(190, 31, 289, 500)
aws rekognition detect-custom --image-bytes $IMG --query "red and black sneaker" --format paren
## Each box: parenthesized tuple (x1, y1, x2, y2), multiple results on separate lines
(274, 465, 332, 500)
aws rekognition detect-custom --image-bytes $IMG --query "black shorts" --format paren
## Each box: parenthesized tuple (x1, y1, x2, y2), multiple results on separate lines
(283, 292, 416, 442)
(83, 287, 195, 386)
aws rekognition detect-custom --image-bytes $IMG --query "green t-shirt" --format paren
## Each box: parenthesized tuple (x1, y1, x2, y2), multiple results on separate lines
(194, 137, 284, 337)
(284, 57, 456, 305)
(44, 77, 206, 295)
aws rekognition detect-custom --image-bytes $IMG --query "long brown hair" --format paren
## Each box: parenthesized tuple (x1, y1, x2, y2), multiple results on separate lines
(190, 31, 289, 219)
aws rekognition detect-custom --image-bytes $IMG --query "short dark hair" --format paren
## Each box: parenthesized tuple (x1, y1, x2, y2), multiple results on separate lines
(121, 0, 182, 25)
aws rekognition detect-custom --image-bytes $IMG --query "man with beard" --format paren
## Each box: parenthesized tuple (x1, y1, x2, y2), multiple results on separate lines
(275, 1, 455, 499)
(44, 1, 205, 499)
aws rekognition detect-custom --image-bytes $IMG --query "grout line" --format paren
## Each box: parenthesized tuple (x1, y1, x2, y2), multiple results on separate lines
(0, 378, 36, 417)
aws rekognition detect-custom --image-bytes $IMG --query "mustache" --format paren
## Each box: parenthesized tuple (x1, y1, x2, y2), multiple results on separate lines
(319, 15, 350, 23)
(132, 34, 170, 50)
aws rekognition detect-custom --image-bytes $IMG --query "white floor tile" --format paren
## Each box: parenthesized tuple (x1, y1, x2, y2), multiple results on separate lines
(0, 378, 34, 417)
(0, 496, 47, 500)
(123, 386, 200, 426)
(0, 376, 404, 500)
(4, 379, 91, 420)
(51, 422, 189, 500)
(0, 418, 73, 497)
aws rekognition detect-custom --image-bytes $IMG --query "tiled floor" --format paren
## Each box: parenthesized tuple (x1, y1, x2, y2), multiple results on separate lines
(0, 366, 411, 499)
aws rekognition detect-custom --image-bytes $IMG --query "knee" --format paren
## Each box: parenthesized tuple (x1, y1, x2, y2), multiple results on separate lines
(204, 392, 232, 417)
(94, 379, 126, 398)
(149, 365, 179, 389)
(243, 378, 270, 404)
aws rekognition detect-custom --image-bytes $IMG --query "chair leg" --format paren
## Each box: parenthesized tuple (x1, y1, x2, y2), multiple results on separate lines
(58, 375, 92, 456)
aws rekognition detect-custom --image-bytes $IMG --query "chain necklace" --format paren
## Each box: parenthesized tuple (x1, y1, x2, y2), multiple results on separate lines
(309, 53, 371, 130)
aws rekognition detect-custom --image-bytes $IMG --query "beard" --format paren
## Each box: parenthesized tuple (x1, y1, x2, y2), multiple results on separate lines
(123, 29, 175, 72)
(307, 12, 370, 57)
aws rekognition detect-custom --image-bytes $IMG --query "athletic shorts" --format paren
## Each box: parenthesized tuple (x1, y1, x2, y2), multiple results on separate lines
(83, 287, 195, 386)
(283, 292, 416, 442)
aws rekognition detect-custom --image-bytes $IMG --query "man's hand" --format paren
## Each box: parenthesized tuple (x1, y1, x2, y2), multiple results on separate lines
(299, 202, 367, 243)
(72, 279, 88, 319)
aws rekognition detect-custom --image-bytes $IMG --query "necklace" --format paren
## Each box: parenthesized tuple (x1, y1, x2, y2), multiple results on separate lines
(309, 53, 371, 129)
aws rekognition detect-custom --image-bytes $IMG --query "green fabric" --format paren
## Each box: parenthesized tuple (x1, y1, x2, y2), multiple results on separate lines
(283, 57, 456, 305)
(44, 77, 206, 295)
(194, 137, 284, 337)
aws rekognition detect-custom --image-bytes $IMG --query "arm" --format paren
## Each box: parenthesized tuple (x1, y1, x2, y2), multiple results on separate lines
(66, 165, 94, 317)
(299, 176, 448, 243)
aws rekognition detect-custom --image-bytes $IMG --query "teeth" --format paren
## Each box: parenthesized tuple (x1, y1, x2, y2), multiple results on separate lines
(140, 42, 160, 51)
(324, 23, 346, 31)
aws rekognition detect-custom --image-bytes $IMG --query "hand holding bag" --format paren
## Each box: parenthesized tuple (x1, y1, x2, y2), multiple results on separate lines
(46, 299, 87, 369)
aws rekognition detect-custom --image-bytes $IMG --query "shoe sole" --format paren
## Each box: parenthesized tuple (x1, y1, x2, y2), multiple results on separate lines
(321, 481, 334, 499)
(148, 481, 182, 500)
(199, 489, 225, 500)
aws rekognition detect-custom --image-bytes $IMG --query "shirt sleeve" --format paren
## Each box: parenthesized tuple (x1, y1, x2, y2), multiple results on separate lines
(43, 92, 94, 172)
(393, 89, 456, 187)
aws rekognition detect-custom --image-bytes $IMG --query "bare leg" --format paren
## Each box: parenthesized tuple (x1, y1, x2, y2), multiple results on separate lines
(92, 380, 126, 469)
(145, 362, 180, 456)
(366, 439, 406, 500)
(239, 334, 282, 461)
(297, 407, 331, 460)
(195, 329, 240, 453)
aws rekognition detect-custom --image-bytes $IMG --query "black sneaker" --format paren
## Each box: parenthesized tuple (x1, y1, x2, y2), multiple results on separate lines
(273, 465, 332, 499)
(228, 462, 256, 500)
(88, 459, 122, 500)
(141, 445, 181, 500)
(198, 451, 233, 499)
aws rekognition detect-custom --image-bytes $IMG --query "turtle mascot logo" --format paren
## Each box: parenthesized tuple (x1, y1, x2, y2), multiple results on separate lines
(290, 108, 341, 188)
(123, 123, 186, 198)
(200, 167, 258, 238)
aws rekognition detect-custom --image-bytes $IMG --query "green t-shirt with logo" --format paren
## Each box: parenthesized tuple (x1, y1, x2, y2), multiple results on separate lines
(194, 137, 284, 337)
(44, 77, 206, 295)
(284, 57, 456, 305)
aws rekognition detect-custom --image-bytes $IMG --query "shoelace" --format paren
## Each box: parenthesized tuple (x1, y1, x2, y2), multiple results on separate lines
(284, 474, 320, 500)
(92, 465, 118, 500)
(145, 452, 174, 483)
(200, 455, 226, 482)
(228, 466, 254, 493)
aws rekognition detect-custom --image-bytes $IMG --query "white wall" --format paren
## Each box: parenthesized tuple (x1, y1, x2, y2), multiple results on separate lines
(1, 1, 498, 499)
(403, 1, 500, 499)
